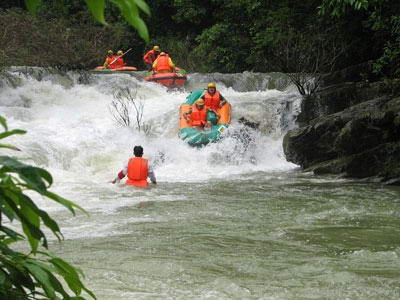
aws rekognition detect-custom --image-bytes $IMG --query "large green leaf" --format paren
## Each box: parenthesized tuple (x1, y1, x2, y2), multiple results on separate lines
(50, 258, 83, 295)
(0, 115, 7, 131)
(0, 156, 53, 192)
(44, 190, 87, 215)
(0, 143, 21, 151)
(0, 129, 26, 140)
(0, 226, 24, 242)
(0, 269, 7, 284)
(39, 252, 95, 299)
(25, 262, 56, 298)
(0, 255, 33, 294)
(135, 0, 151, 15)
(19, 192, 63, 241)
(84, 0, 107, 25)
(2, 190, 47, 251)
(111, 0, 149, 42)
(20, 203, 41, 252)
(0, 188, 17, 221)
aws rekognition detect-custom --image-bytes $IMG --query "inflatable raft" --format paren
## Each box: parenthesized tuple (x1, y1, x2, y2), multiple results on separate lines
(92, 66, 137, 73)
(145, 68, 187, 88)
(179, 89, 231, 146)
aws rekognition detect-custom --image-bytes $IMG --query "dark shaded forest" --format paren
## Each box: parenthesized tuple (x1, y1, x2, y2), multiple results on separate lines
(1, 0, 399, 78)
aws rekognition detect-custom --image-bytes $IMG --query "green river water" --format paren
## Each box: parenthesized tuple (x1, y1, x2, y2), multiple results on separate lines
(50, 173, 400, 299)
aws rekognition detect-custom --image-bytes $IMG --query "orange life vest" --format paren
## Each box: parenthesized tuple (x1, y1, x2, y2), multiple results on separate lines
(190, 104, 208, 127)
(126, 157, 149, 187)
(154, 55, 172, 73)
(143, 50, 159, 64)
(204, 91, 222, 111)
(105, 56, 118, 69)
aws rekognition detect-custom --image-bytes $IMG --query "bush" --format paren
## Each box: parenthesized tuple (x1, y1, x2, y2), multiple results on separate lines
(0, 8, 130, 69)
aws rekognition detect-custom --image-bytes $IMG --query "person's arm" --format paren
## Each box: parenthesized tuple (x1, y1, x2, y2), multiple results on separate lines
(204, 109, 212, 127)
(143, 51, 149, 63)
(168, 58, 175, 71)
(220, 94, 227, 107)
(148, 164, 157, 184)
(183, 109, 192, 121)
(111, 163, 128, 184)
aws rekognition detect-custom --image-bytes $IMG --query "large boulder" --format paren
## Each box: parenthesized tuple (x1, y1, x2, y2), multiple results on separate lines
(283, 96, 400, 184)
(296, 80, 400, 126)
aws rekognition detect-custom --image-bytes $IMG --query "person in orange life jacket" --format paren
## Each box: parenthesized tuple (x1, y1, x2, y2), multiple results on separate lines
(114, 50, 126, 68)
(183, 99, 212, 128)
(111, 146, 157, 187)
(152, 52, 175, 74)
(103, 50, 118, 69)
(199, 82, 227, 113)
(143, 45, 160, 71)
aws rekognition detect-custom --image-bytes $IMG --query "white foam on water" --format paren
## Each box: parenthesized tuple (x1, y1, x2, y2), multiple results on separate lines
(0, 69, 301, 234)
(1, 70, 300, 184)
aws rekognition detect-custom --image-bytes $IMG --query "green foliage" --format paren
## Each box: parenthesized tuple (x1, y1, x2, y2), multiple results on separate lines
(24, 0, 41, 15)
(6, 0, 398, 76)
(372, 15, 400, 77)
(193, 24, 250, 72)
(319, 0, 400, 79)
(25, 0, 151, 43)
(0, 9, 131, 69)
(0, 116, 95, 299)
(319, 0, 381, 16)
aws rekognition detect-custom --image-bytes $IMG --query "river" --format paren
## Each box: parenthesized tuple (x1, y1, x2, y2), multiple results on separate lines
(1, 68, 400, 299)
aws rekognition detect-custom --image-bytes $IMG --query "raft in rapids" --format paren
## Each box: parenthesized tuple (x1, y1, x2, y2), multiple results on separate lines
(179, 89, 231, 146)
(92, 66, 138, 73)
(145, 68, 187, 88)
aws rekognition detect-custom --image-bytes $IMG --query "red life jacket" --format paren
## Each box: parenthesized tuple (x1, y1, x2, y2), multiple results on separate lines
(204, 90, 222, 111)
(126, 157, 149, 187)
(106, 56, 118, 69)
(143, 50, 159, 64)
(154, 54, 172, 73)
(190, 104, 208, 127)
(114, 58, 125, 68)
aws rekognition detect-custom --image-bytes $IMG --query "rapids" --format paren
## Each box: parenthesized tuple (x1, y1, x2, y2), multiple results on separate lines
(1, 68, 400, 299)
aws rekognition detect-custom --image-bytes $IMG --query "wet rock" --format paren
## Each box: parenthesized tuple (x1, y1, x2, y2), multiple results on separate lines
(238, 117, 260, 129)
(296, 80, 400, 126)
(283, 95, 400, 184)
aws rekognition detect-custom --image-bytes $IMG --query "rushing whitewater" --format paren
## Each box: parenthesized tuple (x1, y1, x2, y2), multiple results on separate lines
(2, 68, 400, 300)
(0, 68, 300, 186)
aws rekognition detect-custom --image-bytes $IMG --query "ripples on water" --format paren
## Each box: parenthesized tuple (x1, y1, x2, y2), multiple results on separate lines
(1, 69, 400, 299)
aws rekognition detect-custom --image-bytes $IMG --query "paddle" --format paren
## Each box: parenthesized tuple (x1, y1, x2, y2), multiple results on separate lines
(109, 48, 132, 65)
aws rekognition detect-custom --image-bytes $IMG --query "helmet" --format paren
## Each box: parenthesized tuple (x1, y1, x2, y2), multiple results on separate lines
(107, 50, 113, 55)
(117, 50, 123, 55)
(159, 52, 166, 56)
(207, 82, 216, 88)
(196, 99, 205, 105)
(153, 45, 160, 51)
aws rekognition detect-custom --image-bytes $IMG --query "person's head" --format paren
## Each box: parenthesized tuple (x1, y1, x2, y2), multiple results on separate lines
(133, 145, 144, 157)
(117, 50, 123, 55)
(159, 52, 166, 56)
(153, 45, 160, 52)
(207, 82, 216, 94)
(195, 99, 205, 109)
(107, 50, 113, 57)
